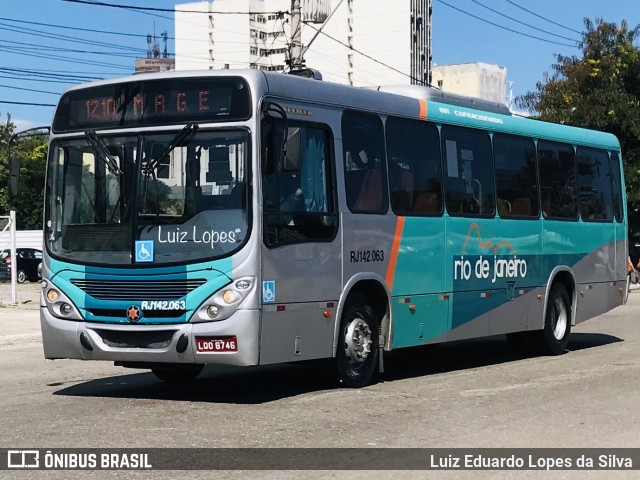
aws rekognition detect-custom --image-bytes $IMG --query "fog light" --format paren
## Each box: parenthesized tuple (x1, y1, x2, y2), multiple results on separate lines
(47, 289, 59, 302)
(207, 305, 219, 318)
(60, 303, 73, 317)
(222, 290, 237, 304)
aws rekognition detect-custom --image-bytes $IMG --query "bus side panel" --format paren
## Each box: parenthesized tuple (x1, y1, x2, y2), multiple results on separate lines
(389, 216, 448, 347)
(542, 220, 620, 326)
(259, 241, 342, 365)
(443, 216, 541, 341)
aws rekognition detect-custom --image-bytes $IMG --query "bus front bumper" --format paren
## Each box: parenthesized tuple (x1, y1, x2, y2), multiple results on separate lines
(40, 307, 260, 367)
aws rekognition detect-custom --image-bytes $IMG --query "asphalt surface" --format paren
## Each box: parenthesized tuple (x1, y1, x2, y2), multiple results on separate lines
(1, 282, 639, 479)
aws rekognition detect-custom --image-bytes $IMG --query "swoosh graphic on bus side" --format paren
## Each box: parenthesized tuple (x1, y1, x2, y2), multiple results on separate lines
(385, 216, 406, 291)
(461, 222, 516, 254)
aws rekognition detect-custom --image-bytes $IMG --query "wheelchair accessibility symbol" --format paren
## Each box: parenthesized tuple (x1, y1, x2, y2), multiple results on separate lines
(135, 240, 154, 263)
(262, 281, 275, 303)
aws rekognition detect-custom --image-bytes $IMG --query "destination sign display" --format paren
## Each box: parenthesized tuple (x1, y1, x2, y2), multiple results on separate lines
(53, 77, 251, 132)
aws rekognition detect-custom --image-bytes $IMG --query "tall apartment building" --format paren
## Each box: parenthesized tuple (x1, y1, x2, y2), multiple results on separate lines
(175, 0, 432, 87)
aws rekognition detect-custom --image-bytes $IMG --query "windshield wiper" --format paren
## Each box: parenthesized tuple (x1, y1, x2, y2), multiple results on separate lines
(84, 129, 123, 175)
(143, 123, 199, 176)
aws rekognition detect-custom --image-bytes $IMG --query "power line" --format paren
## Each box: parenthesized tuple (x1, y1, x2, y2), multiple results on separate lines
(0, 47, 132, 70)
(0, 84, 60, 95)
(469, 0, 580, 43)
(305, 23, 428, 86)
(0, 74, 83, 85)
(62, 0, 287, 15)
(0, 39, 143, 59)
(0, 67, 109, 81)
(505, 0, 584, 36)
(0, 100, 56, 107)
(0, 21, 143, 53)
(0, 15, 156, 40)
(435, 0, 577, 48)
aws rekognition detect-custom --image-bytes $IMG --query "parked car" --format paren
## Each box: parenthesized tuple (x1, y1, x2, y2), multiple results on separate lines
(0, 248, 43, 283)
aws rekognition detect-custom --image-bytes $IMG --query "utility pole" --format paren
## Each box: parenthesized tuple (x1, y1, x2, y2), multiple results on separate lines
(290, 0, 303, 70)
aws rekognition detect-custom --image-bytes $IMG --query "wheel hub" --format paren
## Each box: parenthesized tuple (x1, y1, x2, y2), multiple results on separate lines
(552, 297, 568, 340)
(344, 317, 373, 365)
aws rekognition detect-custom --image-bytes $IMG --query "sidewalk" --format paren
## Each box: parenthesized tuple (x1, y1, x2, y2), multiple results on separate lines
(0, 303, 41, 346)
(0, 281, 42, 346)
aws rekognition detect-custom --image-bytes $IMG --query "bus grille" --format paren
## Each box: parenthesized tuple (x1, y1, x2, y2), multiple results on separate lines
(93, 329, 177, 349)
(71, 279, 207, 300)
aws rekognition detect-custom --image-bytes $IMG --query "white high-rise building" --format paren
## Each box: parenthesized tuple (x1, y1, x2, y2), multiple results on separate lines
(175, 0, 432, 87)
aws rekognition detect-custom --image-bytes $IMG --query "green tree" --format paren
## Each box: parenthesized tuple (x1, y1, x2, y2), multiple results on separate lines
(0, 114, 48, 229)
(517, 18, 640, 234)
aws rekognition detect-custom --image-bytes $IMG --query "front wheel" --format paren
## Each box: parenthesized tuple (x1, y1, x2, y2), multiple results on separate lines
(17, 269, 26, 283)
(151, 365, 204, 383)
(539, 283, 572, 355)
(336, 293, 380, 388)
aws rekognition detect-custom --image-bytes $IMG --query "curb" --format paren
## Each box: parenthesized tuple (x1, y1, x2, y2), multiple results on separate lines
(0, 333, 42, 346)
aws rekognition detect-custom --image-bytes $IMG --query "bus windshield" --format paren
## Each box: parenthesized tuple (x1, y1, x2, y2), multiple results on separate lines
(45, 129, 250, 266)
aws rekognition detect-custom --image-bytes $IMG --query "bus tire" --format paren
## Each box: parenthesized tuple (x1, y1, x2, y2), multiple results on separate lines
(336, 293, 379, 388)
(151, 364, 204, 383)
(539, 283, 572, 355)
(624, 274, 631, 304)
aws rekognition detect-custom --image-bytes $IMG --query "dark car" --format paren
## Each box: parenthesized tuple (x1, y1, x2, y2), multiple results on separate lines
(0, 248, 43, 283)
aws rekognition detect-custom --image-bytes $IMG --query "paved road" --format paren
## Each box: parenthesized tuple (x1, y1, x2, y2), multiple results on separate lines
(0, 291, 639, 479)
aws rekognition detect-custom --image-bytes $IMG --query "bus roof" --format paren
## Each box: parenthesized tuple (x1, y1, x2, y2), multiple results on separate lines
(58, 69, 621, 151)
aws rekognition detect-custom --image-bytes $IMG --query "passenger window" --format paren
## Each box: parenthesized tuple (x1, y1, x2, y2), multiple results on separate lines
(441, 125, 495, 216)
(261, 119, 337, 247)
(611, 152, 623, 222)
(576, 147, 613, 222)
(494, 134, 539, 218)
(386, 117, 442, 215)
(538, 141, 577, 220)
(342, 112, 388, 214)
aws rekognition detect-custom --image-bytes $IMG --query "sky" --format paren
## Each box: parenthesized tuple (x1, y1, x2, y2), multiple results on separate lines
(0, 0, 637, 130)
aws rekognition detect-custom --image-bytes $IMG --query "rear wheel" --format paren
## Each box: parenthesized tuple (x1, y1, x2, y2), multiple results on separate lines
(538, 283, 572, 355)
(151, 365, 204, 383)
(336, 293, 380, 388)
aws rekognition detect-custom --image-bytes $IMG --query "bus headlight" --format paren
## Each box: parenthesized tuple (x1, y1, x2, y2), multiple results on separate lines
(43, 284, 83, 321)
(222, 290, 237, 304)
(193, 276, 256, 323)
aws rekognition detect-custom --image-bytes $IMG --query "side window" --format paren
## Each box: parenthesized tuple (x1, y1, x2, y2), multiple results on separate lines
(611, 152, 623, 222)
(342, 112, 388, 214)
(576, 147, 613, 222)
(538, 141, 577, 220)
(441, 125, 495, 216)
(386, 117, 442, 215)
(261, 119, 337, 247)
(494, 134, 539, 218)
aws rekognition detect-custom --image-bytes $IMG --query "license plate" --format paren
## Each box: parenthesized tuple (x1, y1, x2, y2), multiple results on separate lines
(195, 336, 237, 353)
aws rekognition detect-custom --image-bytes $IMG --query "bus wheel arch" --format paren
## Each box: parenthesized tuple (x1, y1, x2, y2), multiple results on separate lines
(335, 280, 389, 388)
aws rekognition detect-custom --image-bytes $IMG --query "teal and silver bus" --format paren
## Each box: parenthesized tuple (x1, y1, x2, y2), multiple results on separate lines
(28, 70, 627, 387)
